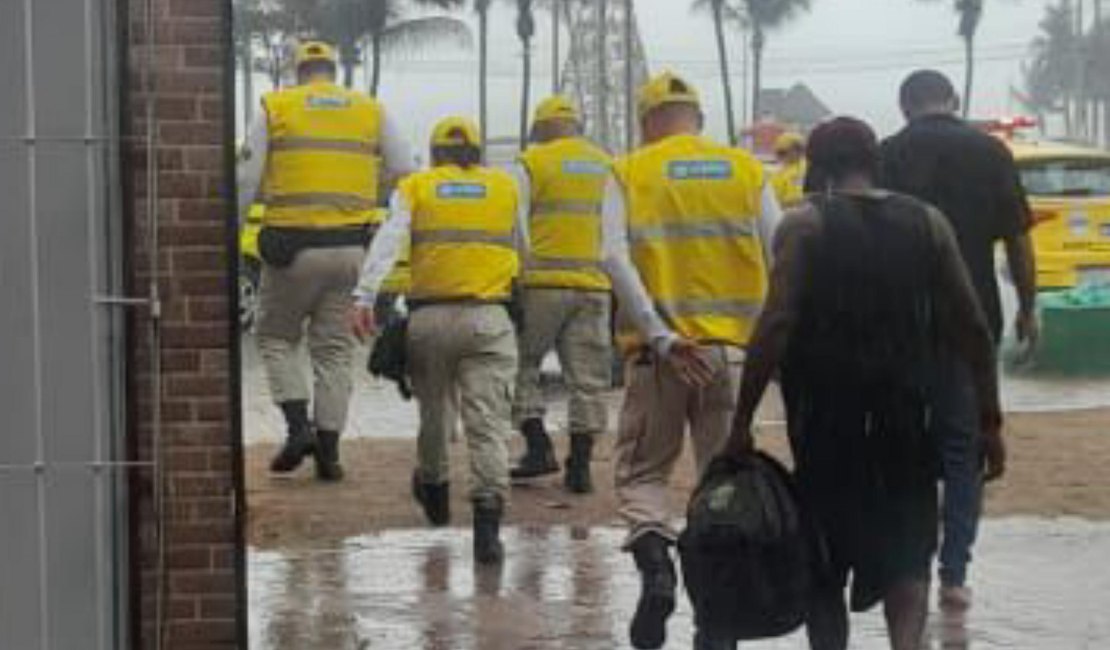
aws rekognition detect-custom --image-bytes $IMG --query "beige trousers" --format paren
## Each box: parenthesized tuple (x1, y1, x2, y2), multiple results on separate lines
(614, 345, 745, 547)
(407, 304, 518, 501)
(513, 288, 612, 436)
(256, 246, 363, 433)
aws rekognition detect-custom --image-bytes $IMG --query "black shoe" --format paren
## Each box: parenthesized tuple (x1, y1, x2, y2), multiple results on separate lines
(412, 470, 451, 526)
(473, 494, 505, 565)
(314, 430, 344, 482)
(510, 418, 559, 479)
(270, 401, 315, 473)
(563, 434, 594, 494)
(629, 532, 677, 650)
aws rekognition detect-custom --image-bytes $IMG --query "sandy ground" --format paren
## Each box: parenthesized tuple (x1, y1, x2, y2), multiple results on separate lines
(247, 408, 1110, 550)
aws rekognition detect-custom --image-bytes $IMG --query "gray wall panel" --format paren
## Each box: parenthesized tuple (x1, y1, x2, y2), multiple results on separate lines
(0, 147, 38, 466)
(36, 145, 97, 463)
(0, 475, 45, 649)
(31, 0, 89, 139)
(0, 1, 27, 139)
(46, 472, 101, 650)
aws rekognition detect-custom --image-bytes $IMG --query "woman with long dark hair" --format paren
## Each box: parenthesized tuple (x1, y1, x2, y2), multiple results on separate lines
(722, 117, 1004, 650)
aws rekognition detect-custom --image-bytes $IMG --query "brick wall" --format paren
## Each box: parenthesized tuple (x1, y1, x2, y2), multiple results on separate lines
(124, 0, 244, 648)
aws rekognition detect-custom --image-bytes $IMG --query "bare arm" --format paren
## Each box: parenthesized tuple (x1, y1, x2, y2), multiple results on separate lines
(1004, 231, 1039, 344)
(932, 211, 1003, 434)
(724, 207, 817, 456)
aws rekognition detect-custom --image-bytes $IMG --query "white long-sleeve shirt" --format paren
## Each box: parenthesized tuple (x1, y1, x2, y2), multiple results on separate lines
(600, 176, 783, 355)
(236, 104, 418, 221)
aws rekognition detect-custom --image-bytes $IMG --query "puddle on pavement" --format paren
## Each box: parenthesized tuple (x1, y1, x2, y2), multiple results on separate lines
(249, 518, 1110, 649)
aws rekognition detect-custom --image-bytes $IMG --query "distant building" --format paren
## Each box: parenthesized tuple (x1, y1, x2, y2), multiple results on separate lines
(743, 83, 833, 158)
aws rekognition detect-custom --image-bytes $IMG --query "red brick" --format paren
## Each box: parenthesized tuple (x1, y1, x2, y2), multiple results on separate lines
(162, 423, 230, 446)
(194, 497, 232, 519)
(162, 350, 201, 373)
(166, 523, 231, 546)
(184, 45, 223, 68)
(159, 172, 207, 199)
(166, 620, 237, 643)
(173, 249, 226, 274)
(156, 96, 198, 121)
(184, 146, 224, 171)
(166, 597, 198, 620)
(210, 546, 235, 570)
(168, 0, 223, 19)
(171, 571, 236, 596)
(187, 296, 229, 322)
(193, 398, 230, 422)
(176, 198, 225, 223)
(171, 475, 233, 498)
(168, 449, 210, 472)
(160, 223, 228, 247)
(166, 375, 226, 398)
(198, 595, 236, 619)
(163, 324, 228, 348)
(167, 546, 211, 570)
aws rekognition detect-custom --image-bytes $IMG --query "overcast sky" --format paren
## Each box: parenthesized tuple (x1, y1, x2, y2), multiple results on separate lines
(239, 0, 1055, 148)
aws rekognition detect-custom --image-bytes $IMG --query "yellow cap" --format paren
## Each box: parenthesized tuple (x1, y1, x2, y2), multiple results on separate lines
(637, 71, 700, 118)
(295, 41, 338, 67)
(533, 95, 580, 125)
(774, 132, 806, 154)
(431, 116, 481, 147)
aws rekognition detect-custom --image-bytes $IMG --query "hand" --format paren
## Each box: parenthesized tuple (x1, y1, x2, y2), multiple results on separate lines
(981, 428, 1007, 483)
(1014, 308, 1040, 352)
(665, 339, 716, 388)
(349, 304, 377, 341)
(722, 422, 756, 460)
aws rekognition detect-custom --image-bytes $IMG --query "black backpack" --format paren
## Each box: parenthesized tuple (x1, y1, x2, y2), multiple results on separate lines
(678, 452, 811, 640)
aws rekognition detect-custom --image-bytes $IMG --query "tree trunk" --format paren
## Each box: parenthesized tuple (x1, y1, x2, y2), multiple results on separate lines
(596, 0, 610, 149)
(740, 29, 749, 131)
(520, 36, 532, 150)
(240, 47, 254, 129)
(963, 34, 975, 118)
(751, 27, 764, 121)
(479, 7, 489, 158)
(370, 35, 383, 97)
(711, 0, 737, 145)
(551, 0, 561, 93)
(624, 0, 634, 152)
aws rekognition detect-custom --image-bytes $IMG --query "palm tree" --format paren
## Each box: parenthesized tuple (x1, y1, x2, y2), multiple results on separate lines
(363, 0, 471, 96)
(514, 0, 537, 148)
(696, 0, 811, 124)
(956, 0, 984, 117)
(474, 0, 494, 155)
(305, 0, 469, 89)
(693, 0, 747, 144)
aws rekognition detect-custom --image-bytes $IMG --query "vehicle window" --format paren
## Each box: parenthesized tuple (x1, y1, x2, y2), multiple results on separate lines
(1019, 158, 1110, 197)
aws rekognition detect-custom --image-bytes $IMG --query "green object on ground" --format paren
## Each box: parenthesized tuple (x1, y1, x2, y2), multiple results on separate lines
(1032, 284, 1110, 375)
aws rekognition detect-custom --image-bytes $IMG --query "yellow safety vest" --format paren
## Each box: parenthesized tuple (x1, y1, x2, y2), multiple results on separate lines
(771, 159, 807, 208)
(614, 134, 768, 348)
(261, 80, 382, 228)
(403, 166, 520, 302)
(380, 239, 412, 295)
(519, 137, 612, 291)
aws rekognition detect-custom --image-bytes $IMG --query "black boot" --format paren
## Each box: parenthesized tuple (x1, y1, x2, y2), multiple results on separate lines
(629, 532, 677, 650)
(472, 494, 505, 565)
(270, 400, 316, 473)
(314, 430, 344, 482)
(564, 434, 594, 494)
(510, 418, 559, 479)
(411, 470, 451, 526)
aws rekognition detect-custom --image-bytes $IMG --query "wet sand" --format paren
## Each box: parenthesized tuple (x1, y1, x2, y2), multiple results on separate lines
(247, 408, 1110, 549)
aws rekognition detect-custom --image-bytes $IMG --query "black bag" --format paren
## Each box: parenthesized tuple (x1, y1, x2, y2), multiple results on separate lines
(368, 312, 412, 400)
(678, 452, 811, 641)
(258, 226, 375, 268)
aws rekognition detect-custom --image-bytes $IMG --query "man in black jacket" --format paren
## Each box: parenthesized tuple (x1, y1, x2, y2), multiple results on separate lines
(881, 69, 1038, 610)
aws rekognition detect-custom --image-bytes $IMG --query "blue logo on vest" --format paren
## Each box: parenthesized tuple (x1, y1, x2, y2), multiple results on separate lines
(306, 95, 352, 109)
(437, 182, 487, 199)
(562, 160, 607, 176)
(668, 160, 733, 180)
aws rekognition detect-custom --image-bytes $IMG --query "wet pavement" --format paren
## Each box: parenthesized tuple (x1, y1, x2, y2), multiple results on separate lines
(249, 518, 1110, 649)
(242, 335, 1110, 445)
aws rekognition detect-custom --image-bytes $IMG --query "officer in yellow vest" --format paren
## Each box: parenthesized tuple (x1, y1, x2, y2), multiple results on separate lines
(236, 41, 416, 482)
(508, 96, 613, 493)
(351, 117, 523, 565)
(601, 72, 781, 649)
(770, 131, 807, 208)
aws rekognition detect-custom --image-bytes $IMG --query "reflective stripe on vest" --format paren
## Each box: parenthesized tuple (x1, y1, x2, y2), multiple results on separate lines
(265, 193, 378, 211)
(270, 137, 381, 156)
(531, 199, 603, 217)
(628, 218, 756, 244)
(519, 137, 611, 291)
(411, 229, 515, 248)
(527, 257, 603, 272)
(656, 298, 761, 320)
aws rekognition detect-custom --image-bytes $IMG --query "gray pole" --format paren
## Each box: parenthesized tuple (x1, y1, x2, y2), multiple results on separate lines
(625, 0, 634, 152)
(552, 0, 561, 93)
(597, 0, 610, 149)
